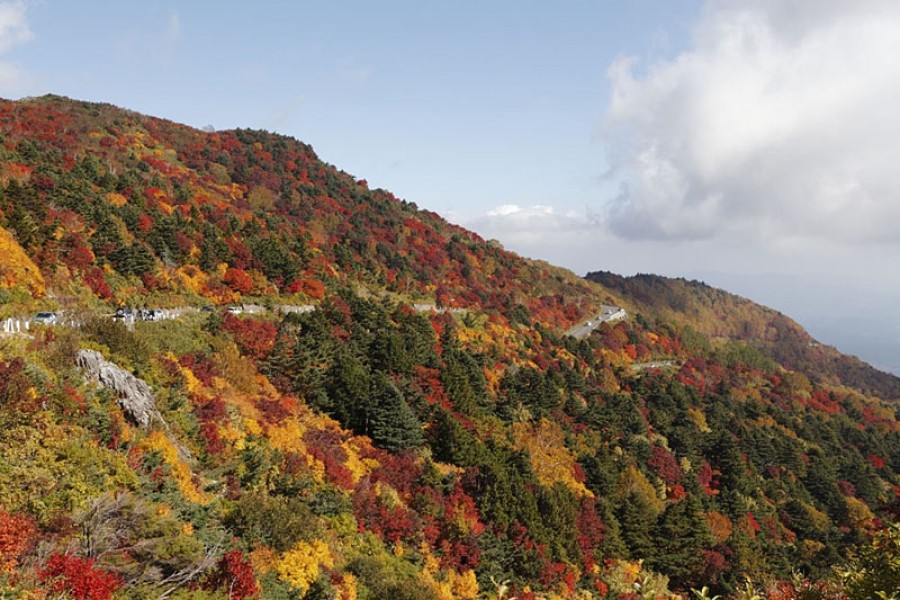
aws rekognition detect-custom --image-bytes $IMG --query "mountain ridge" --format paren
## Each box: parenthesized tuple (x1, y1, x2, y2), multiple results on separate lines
(585, 270, 900, 402)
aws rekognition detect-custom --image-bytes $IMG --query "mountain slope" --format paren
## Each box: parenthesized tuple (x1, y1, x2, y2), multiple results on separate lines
(586, 270, 900, 402)
(0, 96, 897, 599)
(0, 94, 600, 327)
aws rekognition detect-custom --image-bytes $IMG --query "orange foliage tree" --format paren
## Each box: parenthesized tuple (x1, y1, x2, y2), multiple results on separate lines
(224, 267, 254, 294)
(0, 509, 36, 574)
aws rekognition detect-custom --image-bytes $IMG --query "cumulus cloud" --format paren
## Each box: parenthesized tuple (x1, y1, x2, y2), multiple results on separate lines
(462, 203, 604, 266)
(601, 0, 900, 244)
(0, 1, 31, 94)
(0, 1, 29, 52)
(470, 204, 590, 242)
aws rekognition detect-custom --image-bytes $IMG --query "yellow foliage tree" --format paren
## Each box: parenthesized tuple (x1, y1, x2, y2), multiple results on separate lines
(138, 430, 209, 504)
(335, 573, 358, 600)
(512, 418, 592, 497)
(706, 510, 733, 544)
(617, 464, 665, 516)
(105, 192, 127, 207)
(0, 225, 44, 297)
(845, 496, 876, 531)
(448, 569, 479, 599)
(247, 186, 276, 210)
(275, 538, 333, 594)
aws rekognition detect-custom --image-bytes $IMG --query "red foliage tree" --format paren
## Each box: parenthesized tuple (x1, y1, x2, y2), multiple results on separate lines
(64, 244, 95, 272)
(0, 509, 37, 574)
(648, 445, 683, 487)
(39, 553, 122, 600)
(83, 267, 112, 299)
(136, 214, 154, 233)
(307, 444, 355, 490)
(206, 549, 259, 599)
(867, 454, 885, 469)
(224, 267, 254, 294)
(221, 313, 277, 360)
(697, 461, 720, 496)
(352, 479, 419, 544)
(200, 421, 225, 455)
(575, 499, 605, 571)
(286, 277, 325, 299)
(180, 352, 221, 387)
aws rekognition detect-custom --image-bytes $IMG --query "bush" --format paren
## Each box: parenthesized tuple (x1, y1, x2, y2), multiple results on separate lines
(226, 493, 320, 553)
(39, 553, 122, 600)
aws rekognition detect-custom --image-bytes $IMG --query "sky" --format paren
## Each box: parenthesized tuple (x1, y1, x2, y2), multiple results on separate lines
(1, 1, 899, 376)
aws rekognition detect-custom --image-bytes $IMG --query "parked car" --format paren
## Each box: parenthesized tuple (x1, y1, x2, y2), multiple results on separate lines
(32, 311, 59, 325)
(225, 305, 243, 314)
(112, 307, 132, 321)
(142, 309, 163, 321)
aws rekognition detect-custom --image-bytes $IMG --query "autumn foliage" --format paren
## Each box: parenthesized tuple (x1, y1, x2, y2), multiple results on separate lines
(0, 95, 898, 599)
(39, 554, 122, 600)
(206, 549, 259, 599)
(0, 509, 36, 574)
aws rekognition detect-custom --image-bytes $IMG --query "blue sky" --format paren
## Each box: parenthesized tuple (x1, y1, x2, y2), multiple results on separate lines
(10, 1, 697, 221)
(3, 1, 900, 376)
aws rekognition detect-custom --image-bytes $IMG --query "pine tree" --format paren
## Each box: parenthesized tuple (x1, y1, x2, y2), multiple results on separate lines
(365, 372, 423, 452)
(616, 490, 656, 561)
(326, 347, 370, 430)
(648, 495, 712, 590)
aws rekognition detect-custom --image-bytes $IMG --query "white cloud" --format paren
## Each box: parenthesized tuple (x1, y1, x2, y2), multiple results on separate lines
(470, 204, 588, 239)
(462, 203, 603, 266)
(601, 1, 900, 244)
(485, 204, 554, 218)
(0, 1, 31, 94)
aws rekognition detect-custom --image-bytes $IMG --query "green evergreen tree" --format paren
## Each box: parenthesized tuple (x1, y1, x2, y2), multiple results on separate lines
(616, 490, 656, 561)
(365, 372, 423, 452)
(428, 409, 484, 467)
(595, 496, 627, 559)
(325, 347, 370, 429)
(648, 495, 712, 590)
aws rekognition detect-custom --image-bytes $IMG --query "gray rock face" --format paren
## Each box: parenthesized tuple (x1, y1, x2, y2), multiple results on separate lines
(77, 349, 163, 428)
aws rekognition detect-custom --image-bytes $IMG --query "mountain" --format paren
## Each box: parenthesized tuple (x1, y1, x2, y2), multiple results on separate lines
(585, 271, 900, 402)
(0, 95, 599, 327)
(0, 95, 898, 599)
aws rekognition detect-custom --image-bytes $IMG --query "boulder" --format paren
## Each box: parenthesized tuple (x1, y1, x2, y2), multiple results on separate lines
(77, 349, 163, 428)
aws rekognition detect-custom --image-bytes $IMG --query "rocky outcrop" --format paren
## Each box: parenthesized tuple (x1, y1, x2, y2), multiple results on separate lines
(77, 349, 163, 428)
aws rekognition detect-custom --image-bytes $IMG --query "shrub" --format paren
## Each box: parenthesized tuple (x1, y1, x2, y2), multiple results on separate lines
(39, 553, 122, 600)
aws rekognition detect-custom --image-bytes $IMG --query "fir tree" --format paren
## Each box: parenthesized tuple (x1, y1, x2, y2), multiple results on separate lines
(648, 495, 712, 590)
(616, 490, 656, 561)
(365, 372, 423, 452)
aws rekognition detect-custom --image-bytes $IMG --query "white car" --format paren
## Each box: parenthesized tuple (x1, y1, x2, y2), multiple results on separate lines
(32, 311, 59, 325)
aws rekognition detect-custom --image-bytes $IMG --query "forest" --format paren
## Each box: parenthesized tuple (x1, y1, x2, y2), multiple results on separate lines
(0, 95, 898, 599)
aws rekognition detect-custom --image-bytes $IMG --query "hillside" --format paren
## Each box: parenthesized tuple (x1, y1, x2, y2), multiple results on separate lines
(585, 271, 900, 402)
(0, 95, 600, 327)
(0, 96, 898, 599)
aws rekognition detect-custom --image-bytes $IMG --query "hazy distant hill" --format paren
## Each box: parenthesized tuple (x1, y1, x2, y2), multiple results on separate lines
(0, 96, 898, 598)
(586, 270, 900, 401)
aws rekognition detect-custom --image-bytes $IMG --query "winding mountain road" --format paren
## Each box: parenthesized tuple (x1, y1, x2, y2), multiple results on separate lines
(566, 305, 627, 339)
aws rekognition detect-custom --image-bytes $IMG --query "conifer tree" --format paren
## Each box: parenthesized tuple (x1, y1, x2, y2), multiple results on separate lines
(616, 490, 656, 561)
(648, 495, 712, 590)
(365, 372, 423, 452)
(326, 347, 370, 429)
